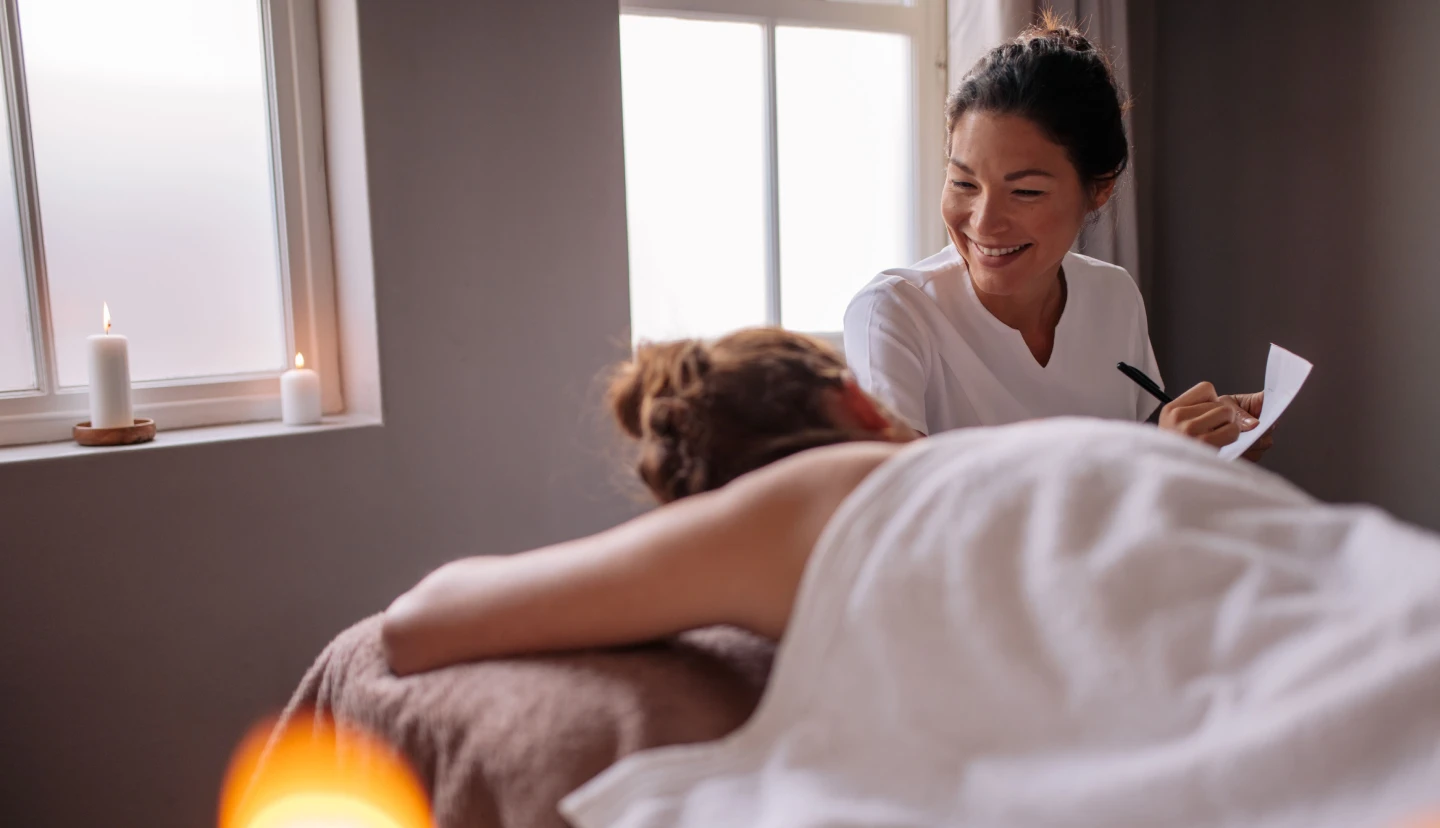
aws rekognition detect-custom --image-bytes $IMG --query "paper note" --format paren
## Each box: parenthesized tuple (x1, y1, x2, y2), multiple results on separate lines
(1218, 344, 1313, 461)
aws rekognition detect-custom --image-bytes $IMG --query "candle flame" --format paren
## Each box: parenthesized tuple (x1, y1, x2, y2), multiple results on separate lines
(294, 352, 305, 369)
(218, 711, 431, 828)
(103, 302, 111, 335)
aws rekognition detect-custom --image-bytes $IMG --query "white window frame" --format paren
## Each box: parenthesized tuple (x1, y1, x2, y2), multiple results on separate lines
(0, 0, 340, 448)
(619, 0, 948, 337)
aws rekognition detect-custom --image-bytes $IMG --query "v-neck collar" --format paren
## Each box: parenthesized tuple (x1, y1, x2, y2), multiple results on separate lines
(958, 253, 1071, 373)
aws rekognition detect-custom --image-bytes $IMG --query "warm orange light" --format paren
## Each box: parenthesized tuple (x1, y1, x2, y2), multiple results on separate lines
(218, 712, 431, 828)
(103, 302, 111, 335)
(247, 794, 406, 828)
(294, 352, 305, 369)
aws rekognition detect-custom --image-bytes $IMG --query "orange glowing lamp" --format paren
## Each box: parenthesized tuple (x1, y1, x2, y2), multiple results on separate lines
(219, 713, 431, 828)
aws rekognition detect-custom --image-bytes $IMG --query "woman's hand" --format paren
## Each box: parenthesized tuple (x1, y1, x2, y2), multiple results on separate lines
(1158, 381, 1260, 451)
(1221, 390, 1273, 463)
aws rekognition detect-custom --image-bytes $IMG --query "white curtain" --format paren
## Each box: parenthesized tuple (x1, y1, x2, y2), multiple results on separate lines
(945, 0, 1146, 297)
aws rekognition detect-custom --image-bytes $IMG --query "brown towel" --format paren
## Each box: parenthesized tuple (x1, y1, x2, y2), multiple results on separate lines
(267, 615, 774, 828)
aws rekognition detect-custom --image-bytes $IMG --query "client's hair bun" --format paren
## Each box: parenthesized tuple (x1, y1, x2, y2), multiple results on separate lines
(607, 340, 711, 440)
(606, 328, 853, 504)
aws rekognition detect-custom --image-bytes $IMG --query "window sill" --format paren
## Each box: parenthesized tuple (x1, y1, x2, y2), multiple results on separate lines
(0, 413, 382, 466)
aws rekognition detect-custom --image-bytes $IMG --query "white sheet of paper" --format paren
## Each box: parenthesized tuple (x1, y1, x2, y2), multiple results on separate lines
(1217, 343, 1313, 461)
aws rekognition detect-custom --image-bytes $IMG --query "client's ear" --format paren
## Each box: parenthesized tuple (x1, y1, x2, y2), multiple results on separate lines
(837, 378, 892, 434)
(835, 378, 923, 442)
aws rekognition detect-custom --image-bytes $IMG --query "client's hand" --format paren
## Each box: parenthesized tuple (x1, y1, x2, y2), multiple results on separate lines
(1158, 381, 1259, 452)
(1222, 391, 1273, 463)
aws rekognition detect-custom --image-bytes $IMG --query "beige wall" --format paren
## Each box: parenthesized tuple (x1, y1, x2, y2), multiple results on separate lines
(0, 2, 634, 825)
(1150, 0, 1440, 529)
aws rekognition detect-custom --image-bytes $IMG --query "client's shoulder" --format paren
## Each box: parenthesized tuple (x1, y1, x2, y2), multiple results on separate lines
(715, 441, 907, 543)
(729, 441, 906, 509)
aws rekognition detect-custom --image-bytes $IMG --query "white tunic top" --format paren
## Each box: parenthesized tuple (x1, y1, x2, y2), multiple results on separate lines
(843, 244, 1161, 434)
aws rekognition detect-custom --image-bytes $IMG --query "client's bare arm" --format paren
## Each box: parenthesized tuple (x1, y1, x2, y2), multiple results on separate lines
(381, 441, 899, 675)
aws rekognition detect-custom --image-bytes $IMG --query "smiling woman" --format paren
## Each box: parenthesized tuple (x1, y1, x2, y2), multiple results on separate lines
(842, 13, 1268, 458)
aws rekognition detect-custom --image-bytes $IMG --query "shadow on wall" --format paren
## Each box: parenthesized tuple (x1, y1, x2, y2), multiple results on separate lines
(1151, 0, 1440, 529)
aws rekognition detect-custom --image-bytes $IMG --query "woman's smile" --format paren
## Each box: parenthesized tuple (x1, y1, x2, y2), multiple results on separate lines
(964, 235, 1034, 266)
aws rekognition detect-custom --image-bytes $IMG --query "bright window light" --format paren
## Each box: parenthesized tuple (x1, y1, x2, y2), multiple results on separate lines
(18, 0, 287, 386)
(776, 26, 912, 333)
(619, 7, 923, 341)
(619, 15, 768, 343)
(0, 70, 32, 393)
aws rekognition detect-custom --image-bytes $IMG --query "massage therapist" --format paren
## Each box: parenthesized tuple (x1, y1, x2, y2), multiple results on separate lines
(844, 18, 1269, 458)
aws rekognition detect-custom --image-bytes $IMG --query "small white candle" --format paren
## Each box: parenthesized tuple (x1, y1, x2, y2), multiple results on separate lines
(87, 302, 134, 429)
(281, 352, 322, 425)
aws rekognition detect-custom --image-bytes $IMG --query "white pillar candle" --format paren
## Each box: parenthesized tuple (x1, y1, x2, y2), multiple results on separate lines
(87, 302, 134, 429)
(281, 352, 322, 425)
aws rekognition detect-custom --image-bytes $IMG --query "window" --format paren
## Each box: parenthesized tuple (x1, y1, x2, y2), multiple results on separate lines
(0, 0, 337, 447)
(619, 0, 946, 342)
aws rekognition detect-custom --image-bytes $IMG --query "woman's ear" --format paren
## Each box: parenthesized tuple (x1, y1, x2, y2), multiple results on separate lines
(1090, 178, 1117, 211)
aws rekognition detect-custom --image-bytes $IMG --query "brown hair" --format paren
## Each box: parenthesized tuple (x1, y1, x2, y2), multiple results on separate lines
(608, 328, 861, 503)
(947, 10, 1129, 195)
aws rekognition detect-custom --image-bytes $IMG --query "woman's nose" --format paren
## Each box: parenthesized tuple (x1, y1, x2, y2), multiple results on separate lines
(970, 193, 1010, 236)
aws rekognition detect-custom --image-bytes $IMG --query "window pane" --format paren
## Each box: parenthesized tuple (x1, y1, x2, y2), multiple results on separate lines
(0, 85, 34, 392)
(776, 26, 912, 333)
(18, 0, 286, 386)
(620, 15, 767, 342)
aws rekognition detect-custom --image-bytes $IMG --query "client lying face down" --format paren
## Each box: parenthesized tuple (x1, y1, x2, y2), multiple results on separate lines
(381, 325, 1290, 675)
(377, 341, 1440, 828)
(382, 329, 917, 674)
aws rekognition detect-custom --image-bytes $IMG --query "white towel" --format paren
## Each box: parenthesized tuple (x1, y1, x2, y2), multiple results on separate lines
(562, 418, 1440, 828)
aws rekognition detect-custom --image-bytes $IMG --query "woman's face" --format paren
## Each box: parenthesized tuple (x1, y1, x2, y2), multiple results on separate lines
(942, 111, 1109, 299)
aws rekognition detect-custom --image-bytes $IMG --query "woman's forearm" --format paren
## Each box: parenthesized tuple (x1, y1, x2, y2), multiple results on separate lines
(379, 441, 894, 676)
(381, 488, 772, 675)
(382, 544, 720, 675)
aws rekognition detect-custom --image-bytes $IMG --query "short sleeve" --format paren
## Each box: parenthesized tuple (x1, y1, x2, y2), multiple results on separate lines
(843, 284, 931, 435)
(1133, 289, 1163, 422)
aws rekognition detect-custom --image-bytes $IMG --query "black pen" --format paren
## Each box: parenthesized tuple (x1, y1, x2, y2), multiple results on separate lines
(1117, 362, 1173, 405)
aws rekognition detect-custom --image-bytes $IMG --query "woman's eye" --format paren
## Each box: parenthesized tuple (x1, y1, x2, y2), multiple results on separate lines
(951, 180, 977, 190)
(1014, 189, 1044, 197)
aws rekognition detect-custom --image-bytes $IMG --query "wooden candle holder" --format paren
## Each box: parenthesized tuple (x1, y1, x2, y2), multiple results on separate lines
(73, 418, 156, 447)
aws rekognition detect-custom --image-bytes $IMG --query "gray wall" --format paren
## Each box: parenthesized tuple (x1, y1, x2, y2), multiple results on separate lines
(1150, 1, 1440, 528)
(0, 3, 634, 826)
(7, 2, 1440, 825)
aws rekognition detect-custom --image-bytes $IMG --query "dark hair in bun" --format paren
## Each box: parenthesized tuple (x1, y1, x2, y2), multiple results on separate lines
(947, 10, 1129, 193)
